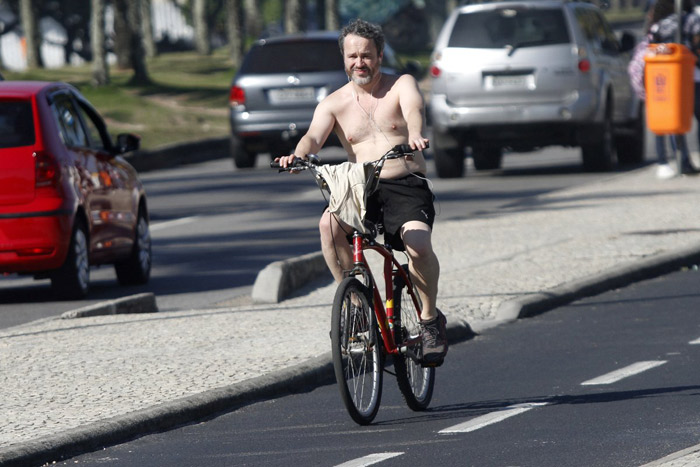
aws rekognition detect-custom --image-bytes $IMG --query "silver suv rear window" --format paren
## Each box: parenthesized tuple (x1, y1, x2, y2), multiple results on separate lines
(0, 101, 34, 149)
(448, 8, 570, 49)
(241, 40, 344, 74)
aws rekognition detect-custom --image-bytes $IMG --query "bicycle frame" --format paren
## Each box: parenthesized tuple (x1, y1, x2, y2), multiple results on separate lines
(349, 230, 423, 356)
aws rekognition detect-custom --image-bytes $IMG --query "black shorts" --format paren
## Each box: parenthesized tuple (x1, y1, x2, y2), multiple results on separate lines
(365, 173, 435, 251)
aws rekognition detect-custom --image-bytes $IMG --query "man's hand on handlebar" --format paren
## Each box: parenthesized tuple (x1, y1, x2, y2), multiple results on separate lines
(409, 137, 430, 152)
(275, 153, 307, 170)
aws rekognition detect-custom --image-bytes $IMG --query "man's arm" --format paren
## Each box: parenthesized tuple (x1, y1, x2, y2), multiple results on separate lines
(278, 100, 336, 168)
(397, 74, 429, 151)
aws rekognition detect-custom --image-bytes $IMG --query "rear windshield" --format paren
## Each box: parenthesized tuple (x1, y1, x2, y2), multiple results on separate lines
(448, 8, 570, 49)
(241, 40, 344, 74)
(0, 101, 35, 149)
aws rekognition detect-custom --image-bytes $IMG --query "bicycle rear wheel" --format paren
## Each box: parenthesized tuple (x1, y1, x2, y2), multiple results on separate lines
(393, 265, 434, 411)
(331, 277, 383, 425)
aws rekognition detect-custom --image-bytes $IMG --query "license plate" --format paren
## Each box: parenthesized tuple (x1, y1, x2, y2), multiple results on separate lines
(268, 87, 316, 104)
(485, 74, 534, 90)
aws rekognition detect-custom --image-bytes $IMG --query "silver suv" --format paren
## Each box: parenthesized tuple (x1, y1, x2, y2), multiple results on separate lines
(429, 0, 643, 177)
(229, 31, 408, 168)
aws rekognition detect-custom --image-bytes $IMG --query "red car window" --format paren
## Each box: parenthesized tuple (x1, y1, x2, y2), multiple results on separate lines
(0, 100, 35, 148)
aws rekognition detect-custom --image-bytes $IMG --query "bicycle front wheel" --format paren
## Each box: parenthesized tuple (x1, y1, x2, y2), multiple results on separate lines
(393, 265, 434, 411)
(331, 277, 383, 425)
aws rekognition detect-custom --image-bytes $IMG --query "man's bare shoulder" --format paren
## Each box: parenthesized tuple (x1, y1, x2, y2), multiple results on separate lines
(394, 73, 419, 89)
(323, 82, 354, 110)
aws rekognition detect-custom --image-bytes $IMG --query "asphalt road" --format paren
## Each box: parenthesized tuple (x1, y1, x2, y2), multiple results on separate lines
(0, 145, 623, 329)
(56, 268, 700, 466)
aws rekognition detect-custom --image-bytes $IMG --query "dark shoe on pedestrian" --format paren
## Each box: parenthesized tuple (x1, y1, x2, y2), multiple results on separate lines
(681, 163, 699, 175)
(420, 309, 448, 367)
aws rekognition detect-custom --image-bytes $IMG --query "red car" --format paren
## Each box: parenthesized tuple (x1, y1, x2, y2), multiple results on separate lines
(0, 81, 151, 298)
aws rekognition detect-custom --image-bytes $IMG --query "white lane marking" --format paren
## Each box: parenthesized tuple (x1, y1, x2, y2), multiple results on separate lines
(689, 337, 700, 345)
(439, 402, 549, 434)
(639, 442, 700, 466)
(150, 216, 199, 232)
(334, 452, 404, 467)
(581, 361, 667, 386)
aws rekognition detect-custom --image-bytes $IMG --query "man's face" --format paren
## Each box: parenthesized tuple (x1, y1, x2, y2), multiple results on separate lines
(343, 34, 383, 86)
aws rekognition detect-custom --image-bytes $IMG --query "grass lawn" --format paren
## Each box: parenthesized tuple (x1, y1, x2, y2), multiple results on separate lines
(4, 48, 234, 150)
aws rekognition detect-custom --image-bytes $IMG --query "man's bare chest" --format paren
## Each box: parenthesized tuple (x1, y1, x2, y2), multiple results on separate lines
(335, 100, 407, 144)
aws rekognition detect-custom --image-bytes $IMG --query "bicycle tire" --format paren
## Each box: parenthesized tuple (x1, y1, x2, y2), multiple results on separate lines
(331, 277, 383, 425)
(393, 265, 434, 411)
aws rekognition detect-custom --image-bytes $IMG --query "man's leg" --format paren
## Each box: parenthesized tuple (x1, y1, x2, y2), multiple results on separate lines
(401, 221, 439, 320)
(401, 220, 446, 364)
(319, 209, 353, 283)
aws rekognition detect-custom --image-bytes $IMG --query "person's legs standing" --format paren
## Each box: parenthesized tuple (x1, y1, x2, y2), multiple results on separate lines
(655, 135, 675, 178)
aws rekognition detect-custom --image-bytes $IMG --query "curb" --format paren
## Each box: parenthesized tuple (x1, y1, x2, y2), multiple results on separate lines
(252, 251, 331, 303)
(125, 137, 229, 173)
(0, 354, 334, 467)
(60, 293, 159, 319)
(480, 242, 700, 332)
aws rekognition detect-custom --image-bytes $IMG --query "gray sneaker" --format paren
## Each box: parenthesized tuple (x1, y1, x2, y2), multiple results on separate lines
(420, 309, 448, 366)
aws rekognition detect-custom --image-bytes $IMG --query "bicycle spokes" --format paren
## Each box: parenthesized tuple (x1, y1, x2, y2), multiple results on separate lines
(332, 278, 383, 425)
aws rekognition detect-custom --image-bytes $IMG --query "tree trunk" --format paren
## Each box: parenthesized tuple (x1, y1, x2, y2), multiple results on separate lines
(19, 0, 42, 68)
(126, 0, 150, 85)
(243, 0, 262, 38)
(91, 0, 109, 86)
(113, 0, 132, 69)
(141, 0, 157, 58)
(325, 0, 339, 31)
(226, 0, 244, 66)
(193, 0, 211, 55)
(284, 0, 305, 34)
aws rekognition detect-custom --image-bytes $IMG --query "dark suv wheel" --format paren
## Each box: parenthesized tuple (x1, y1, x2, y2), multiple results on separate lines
(582, 103, 615, 172)
(231, 137, 257, 169)
(472, 146, 503, 171)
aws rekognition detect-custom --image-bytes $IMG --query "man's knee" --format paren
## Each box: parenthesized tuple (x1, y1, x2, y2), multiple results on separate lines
(320, 211, 349, 243)
(401, 226, 434, 259)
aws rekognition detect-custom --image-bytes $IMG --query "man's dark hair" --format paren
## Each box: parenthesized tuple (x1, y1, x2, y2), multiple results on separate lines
(339, 19, 385, 56)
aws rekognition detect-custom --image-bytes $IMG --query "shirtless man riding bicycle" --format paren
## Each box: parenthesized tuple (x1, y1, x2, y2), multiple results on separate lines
(276, 19, 447, 364)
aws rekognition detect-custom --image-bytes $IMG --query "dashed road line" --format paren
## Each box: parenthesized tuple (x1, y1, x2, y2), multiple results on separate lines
(581, 360, 667, 386)
(334, 452, 404, 467)
(688, 337, 700, 345)
(439, 402, 549, 434)
(150, 216, 199, 232)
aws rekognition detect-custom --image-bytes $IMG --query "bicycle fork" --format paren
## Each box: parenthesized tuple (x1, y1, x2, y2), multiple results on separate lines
(350, 231, 401, 355)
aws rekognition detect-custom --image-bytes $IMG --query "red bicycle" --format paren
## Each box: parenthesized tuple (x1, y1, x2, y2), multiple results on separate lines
(273, 144, 435, 425)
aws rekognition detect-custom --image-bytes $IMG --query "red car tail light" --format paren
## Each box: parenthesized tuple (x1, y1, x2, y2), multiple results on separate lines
(34, 151, 59, 188)
(578, 59, 591, 72)
(430, 65, 442, 78)
(16, 247, 55, 256)
(230, 86, 246, 106)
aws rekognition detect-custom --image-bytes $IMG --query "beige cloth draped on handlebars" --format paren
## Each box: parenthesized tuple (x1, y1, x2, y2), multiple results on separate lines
(317, 162, 376, 234)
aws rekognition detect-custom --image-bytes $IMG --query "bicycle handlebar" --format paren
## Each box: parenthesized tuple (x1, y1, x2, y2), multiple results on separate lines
(269, 143, 428, 170)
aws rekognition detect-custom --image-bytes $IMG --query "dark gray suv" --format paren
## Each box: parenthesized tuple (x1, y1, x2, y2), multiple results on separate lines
(429, 0, 643, 177)
(229, 31, 408, 168)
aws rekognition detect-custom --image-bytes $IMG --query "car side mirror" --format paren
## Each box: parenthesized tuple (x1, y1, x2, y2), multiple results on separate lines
(619, 31, 636, 53)
(115, 133, 140, 154)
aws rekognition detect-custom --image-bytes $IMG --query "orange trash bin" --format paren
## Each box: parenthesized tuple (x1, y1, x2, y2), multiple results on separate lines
(644, 43, 696, 135)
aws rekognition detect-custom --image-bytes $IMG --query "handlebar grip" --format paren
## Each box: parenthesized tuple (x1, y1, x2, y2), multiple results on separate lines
(393, 142, 430, 154)
(270, 158, 306, 169)
(270, 154, 321, 169)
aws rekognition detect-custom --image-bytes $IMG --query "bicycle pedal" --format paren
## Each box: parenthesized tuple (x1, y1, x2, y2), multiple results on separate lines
(420, 356, 445, 368)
